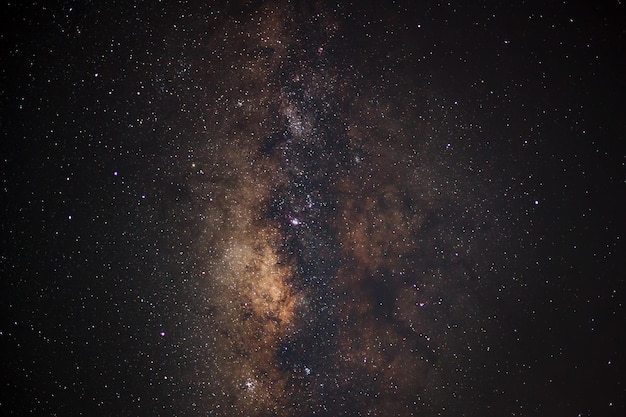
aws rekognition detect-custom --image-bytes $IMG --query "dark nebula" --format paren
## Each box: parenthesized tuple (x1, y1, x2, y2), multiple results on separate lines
(2, 1, 625, 416)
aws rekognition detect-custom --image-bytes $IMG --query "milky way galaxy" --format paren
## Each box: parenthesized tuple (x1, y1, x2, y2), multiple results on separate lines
(184, 3, 504, 415)
(3, 1, 624, 416)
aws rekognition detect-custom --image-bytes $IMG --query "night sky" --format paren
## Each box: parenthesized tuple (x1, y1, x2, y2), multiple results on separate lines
(2, 1, 625, 416)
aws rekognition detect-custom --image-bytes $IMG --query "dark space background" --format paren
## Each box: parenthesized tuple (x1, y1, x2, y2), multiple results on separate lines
(1, 1, 625, 416)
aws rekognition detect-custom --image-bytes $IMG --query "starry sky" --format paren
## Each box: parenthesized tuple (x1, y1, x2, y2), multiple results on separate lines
(2, 1, 625, 416)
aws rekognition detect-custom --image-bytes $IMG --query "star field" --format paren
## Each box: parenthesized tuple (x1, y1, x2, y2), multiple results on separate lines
(2, 1, 625, 416)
